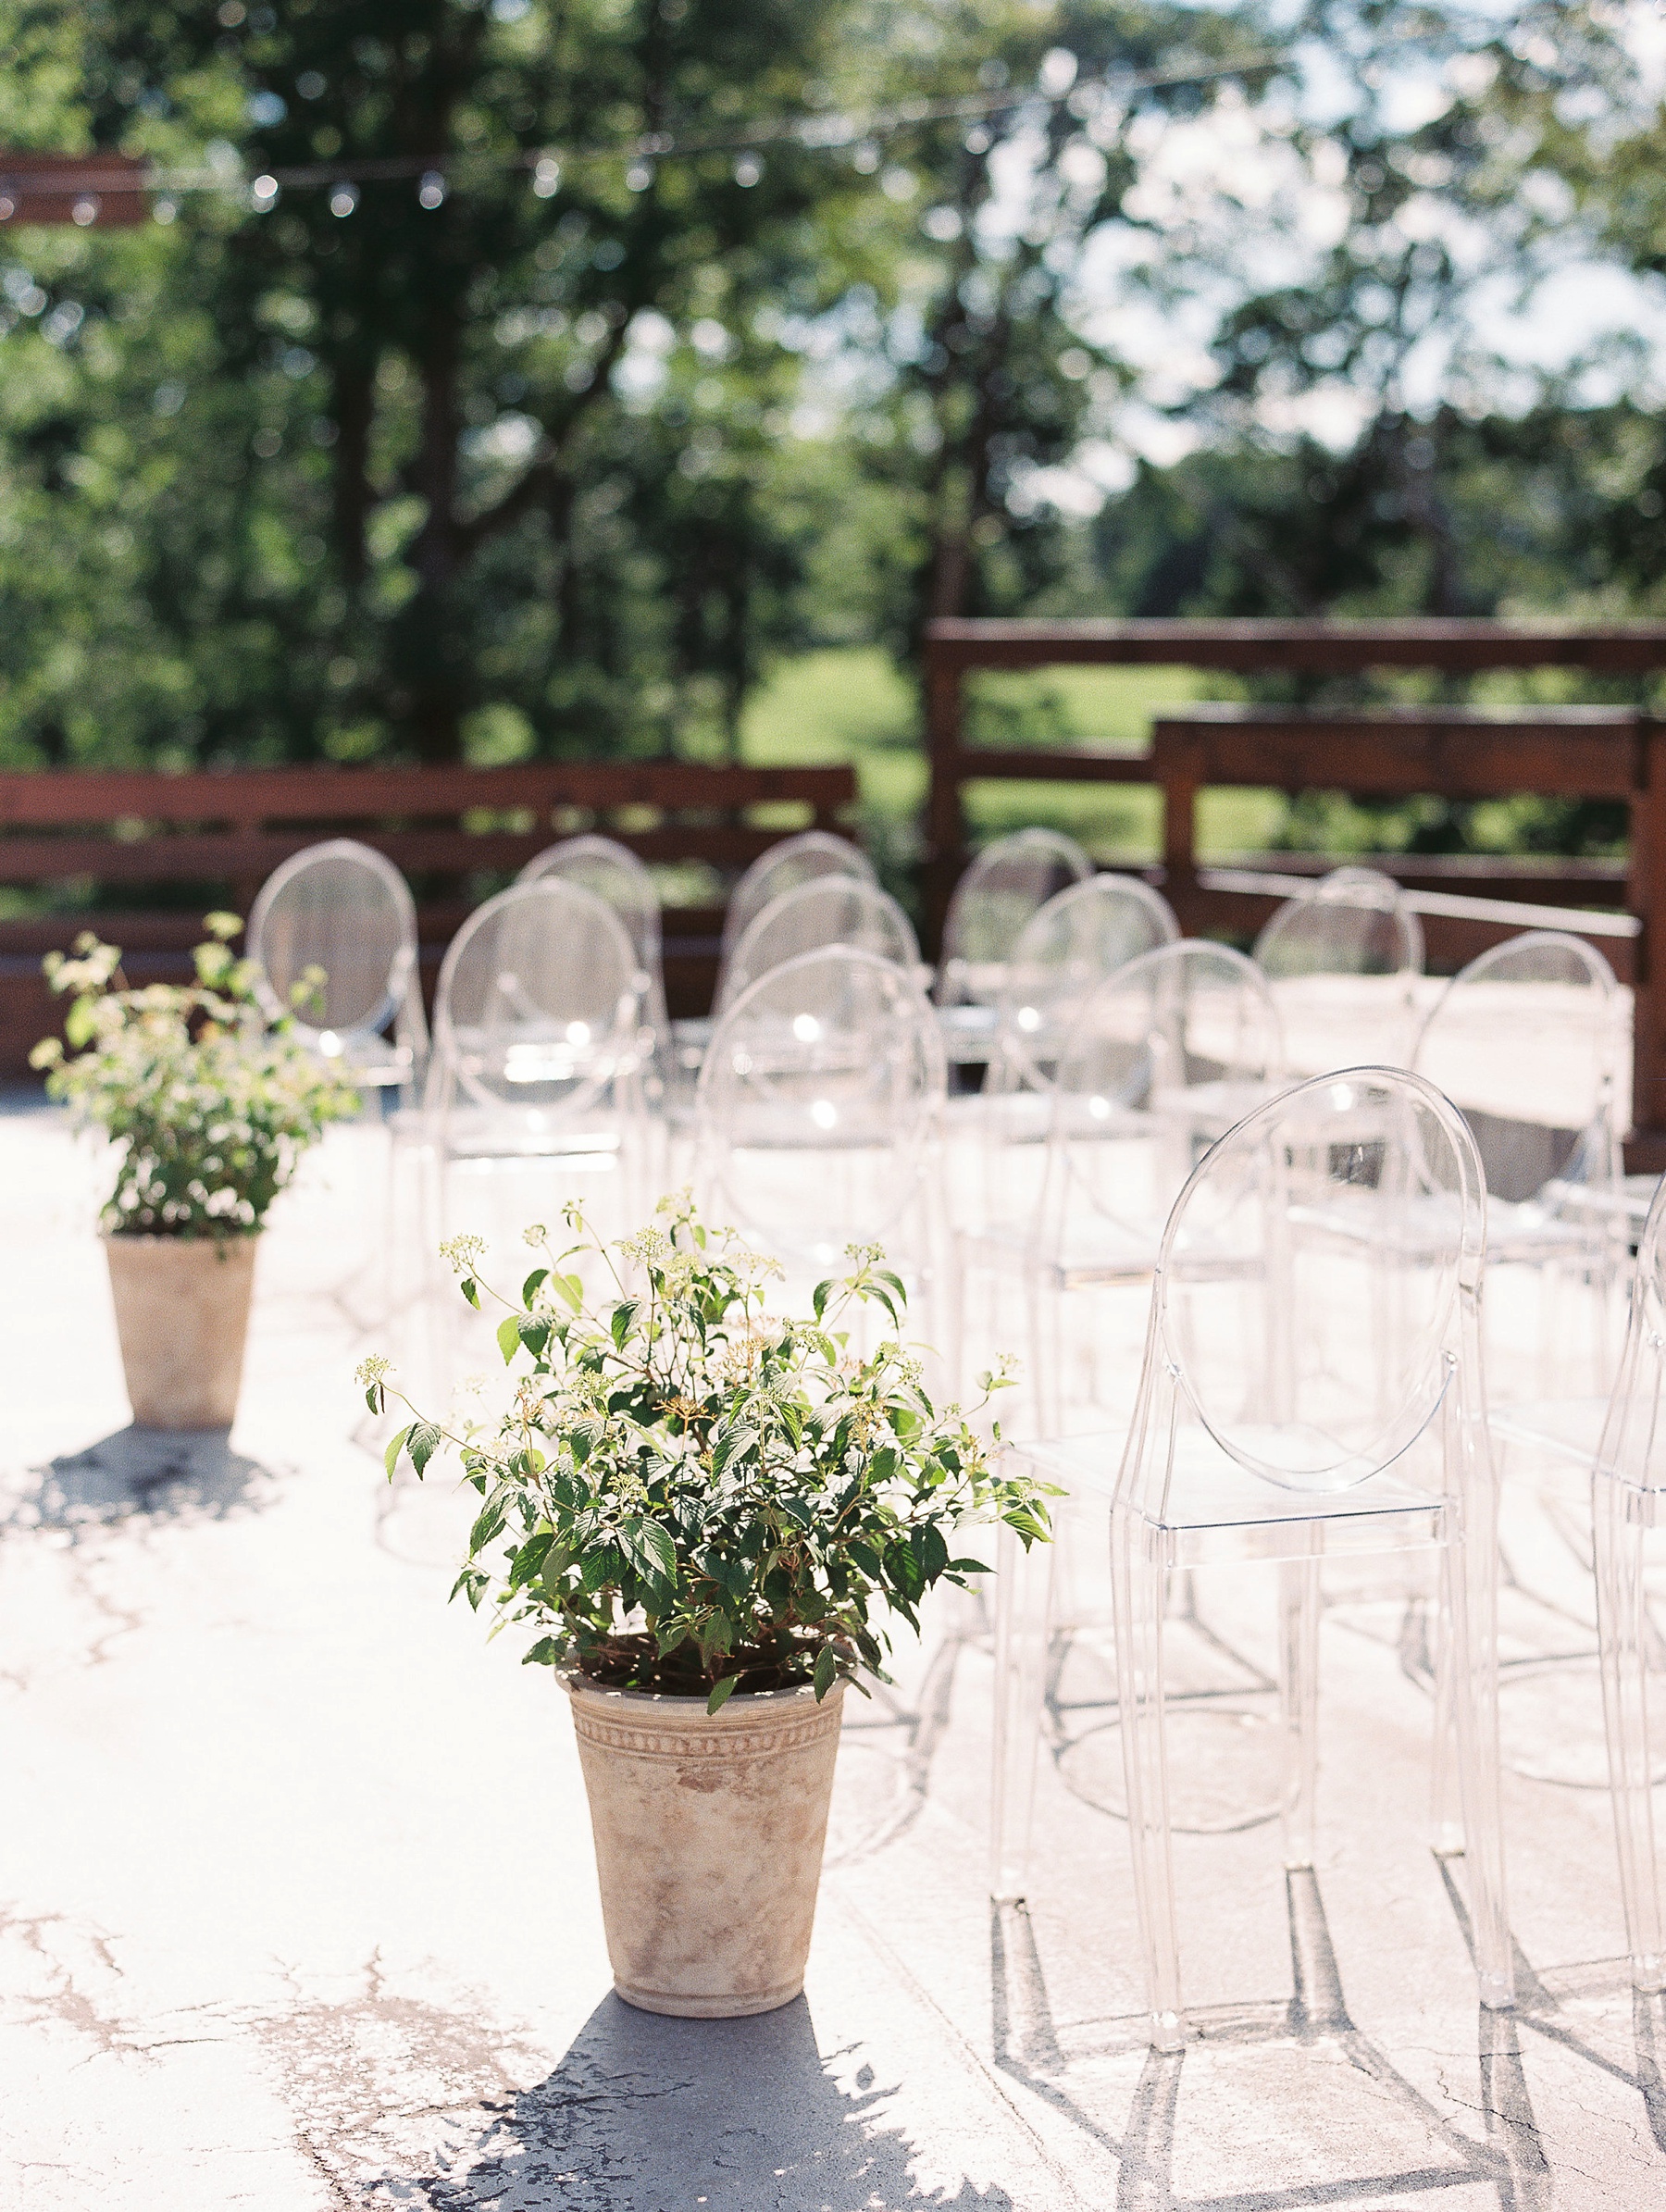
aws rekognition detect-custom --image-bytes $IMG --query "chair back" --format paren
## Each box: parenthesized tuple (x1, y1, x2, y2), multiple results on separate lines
(1255, 865, 1424, 1074)
(718, 832, 876, 974)
(1119, 1067, 1487, 1517)
(1412, 930, 1623, 1204)
(516, 832, 662, 976)
(431, 878, 643, 1115)
(1597, 1177, 1666, 1496)
(992, 874, 1181, 1091)
(1020, 940, 1282, 1262)
(247, 838, 420, 1050)
(937, 829, 1093, 1009)
(717, 876, 919, 1014)
(695, 946, 944, 1268)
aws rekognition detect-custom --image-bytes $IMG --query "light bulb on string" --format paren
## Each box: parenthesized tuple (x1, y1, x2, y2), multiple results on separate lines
(418, 170, 446, 209)
(329, 181, 358, 217)
(625, 160, 653, 193)
(532, 154, 560, 198)
(733, 153, 763, 188)
(251, 174, 279, 212)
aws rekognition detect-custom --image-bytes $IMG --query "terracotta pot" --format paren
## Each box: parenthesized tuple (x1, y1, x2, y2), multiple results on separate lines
(103, 1233, 259, 1430)
(563, 1671, 846, 2018)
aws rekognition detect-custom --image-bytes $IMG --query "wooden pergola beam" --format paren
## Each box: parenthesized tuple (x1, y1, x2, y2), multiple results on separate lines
(0, 152, 149, 228)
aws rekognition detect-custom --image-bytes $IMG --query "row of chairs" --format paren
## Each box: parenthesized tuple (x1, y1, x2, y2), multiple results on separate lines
(242, 824, 1658, 2057)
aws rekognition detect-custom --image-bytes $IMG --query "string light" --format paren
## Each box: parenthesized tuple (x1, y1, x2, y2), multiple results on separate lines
(0, 53, 1275, 225)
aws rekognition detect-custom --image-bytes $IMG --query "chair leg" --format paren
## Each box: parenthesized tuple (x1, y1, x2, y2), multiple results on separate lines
(1028, 1266, 1063, 1437)
(1595, 1473, 1666, 1993)
(989, 1517, 1058, 1902)
(1113, 1515, 1184, 2051)
(1278, 1553, 1322, 1870)
(1443, 1510, 1516, 2011)
(1427, 1568, 1464, 1858)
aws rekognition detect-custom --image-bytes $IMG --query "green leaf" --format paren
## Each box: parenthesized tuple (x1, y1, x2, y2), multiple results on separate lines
(640, 1519, 677, 1581)
(407, 1422, 443, 1477)
(553, 1271, 585, 1312)
(460, 1277, 480, 1310)
(521, 1266, 550, 1307)
(706, 1673, 740, 1715)
(611, 1298, 640, 1348)
(496, 1313, 522, 1364)
(383, 1423, 411, 1482)
(468, 1498, 505, 1554)
(813, 1278, 832, 1322)
(711, 1423, 757, 1476)
(522, 1636, 562, 1667)
(813, 1643, 838, 1699)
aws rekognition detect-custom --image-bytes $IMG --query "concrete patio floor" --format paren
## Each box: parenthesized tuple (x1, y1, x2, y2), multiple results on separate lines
(4, 1101, 1665, 2209)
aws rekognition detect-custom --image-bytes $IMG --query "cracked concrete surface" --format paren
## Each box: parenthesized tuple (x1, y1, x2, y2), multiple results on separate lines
(4, 1101, 1665, 2207)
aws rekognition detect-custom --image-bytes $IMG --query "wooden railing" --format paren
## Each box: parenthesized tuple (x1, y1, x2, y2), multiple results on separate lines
(0, 759, 858, 1074)
(925, 616, 1666, 1162)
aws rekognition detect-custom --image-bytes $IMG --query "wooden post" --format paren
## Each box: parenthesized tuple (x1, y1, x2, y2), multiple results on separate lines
(924, 647, 965, 958)
(1157, 727, 1202, 936)
(1628, 715, 1666, 1167)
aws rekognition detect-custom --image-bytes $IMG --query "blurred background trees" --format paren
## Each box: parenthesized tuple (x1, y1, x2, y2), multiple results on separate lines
(0, 0, 1661, 865)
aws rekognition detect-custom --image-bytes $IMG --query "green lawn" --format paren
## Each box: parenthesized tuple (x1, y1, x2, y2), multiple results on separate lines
(739, 647, 1287, 864)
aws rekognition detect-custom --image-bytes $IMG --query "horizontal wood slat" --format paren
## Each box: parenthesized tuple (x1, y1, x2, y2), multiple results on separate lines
(0, 760, 856, 828)
(1150, 707, 1638, 799)
(926, 616, 1666, 674)
(0, 823, 821, 883)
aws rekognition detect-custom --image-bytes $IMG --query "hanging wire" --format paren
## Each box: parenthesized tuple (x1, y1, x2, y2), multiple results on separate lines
(0, 52, 1277, 217)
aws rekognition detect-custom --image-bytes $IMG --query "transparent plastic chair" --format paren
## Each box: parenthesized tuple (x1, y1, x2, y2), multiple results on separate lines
(694, 946, 946, 1351)
(717, 830, 877, 980)
(936, 829, 1094, 1067)
(247, 838, 427, 1093)
(1254, 864, 1424, 1075)
(989, 874, 1182, 1099)
(515, 832, 668, 1045)
(956, 940, 1280, 1434)
(1413, 931, 1627, 1404)
(716, 876, 921, 1014)
(991, 1067, 1514, 2050)
(1590, 1174, 1666, 1992)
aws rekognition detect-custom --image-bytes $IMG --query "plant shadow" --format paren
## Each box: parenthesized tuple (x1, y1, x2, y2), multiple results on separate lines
(383, 1991, 1017, 2211)
(4, 1424, 276, 1535)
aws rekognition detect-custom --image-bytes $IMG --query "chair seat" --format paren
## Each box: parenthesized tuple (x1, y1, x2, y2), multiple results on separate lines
(1490, 1395, 1608, 1467)
(1292, 1187, 1606, 1264)
(1013, 1427, 1448, 1568)
(959, 1221, 1160, 1287)
(431, 1112, 627, 1165)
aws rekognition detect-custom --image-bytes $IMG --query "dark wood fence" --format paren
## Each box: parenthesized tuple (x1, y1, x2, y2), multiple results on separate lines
(925, 616, 1666, 1164)
(0, 759, 858, 1074)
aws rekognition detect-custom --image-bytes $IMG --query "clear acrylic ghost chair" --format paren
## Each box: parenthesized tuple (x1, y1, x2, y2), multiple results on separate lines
(1591, 1174, 1666, 1993)
(718, 830, 877, 979)
(1254, 864, 1424, 1075)
(673, 832, 877, 1112)
(956, 941, 1280, 1435)
(515, 832, 668, 1050)
(947, 873, 1182, 1254)
(694, 946, 946, 1357)
(991, 1067, 1515, 2051)
(717, 876, 921, 1014)
(935, 828, 1093, 1076)
(248, 838, 427, 1096)
(418, 880, 651, 1300)
(1412, 931, 1627, 1406)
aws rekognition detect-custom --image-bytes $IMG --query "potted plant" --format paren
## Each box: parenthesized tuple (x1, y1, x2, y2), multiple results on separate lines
(359, 1195, 1051, 2019)
(31, 913, 359, 1430)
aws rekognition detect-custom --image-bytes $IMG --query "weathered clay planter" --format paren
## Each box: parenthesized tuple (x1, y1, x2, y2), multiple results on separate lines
(563, 1671, 846, 2018)
(103, 1233, 259, 1430)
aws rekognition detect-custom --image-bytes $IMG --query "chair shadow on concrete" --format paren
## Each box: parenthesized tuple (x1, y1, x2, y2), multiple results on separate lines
(6, 1425, 276, 1535)
(993, 1870, 1554, 2211)
(389, 1991, 1017, 2212)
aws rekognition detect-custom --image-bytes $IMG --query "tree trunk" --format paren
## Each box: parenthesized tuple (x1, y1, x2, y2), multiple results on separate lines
(408, 318, 465, 764)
